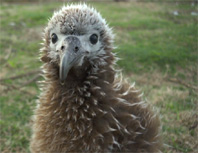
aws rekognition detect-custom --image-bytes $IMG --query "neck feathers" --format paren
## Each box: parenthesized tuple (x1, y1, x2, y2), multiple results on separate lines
(42, 50, 116, 90)
(39, 50, 118, 150)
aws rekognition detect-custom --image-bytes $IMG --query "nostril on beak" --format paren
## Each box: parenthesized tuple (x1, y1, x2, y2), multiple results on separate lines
(61, 46, 65, 50)
(85, 51, 89, 54)
(74, 46, 79, 53)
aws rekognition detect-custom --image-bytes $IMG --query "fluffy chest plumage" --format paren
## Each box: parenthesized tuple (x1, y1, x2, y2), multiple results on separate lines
(32, 60, 161, 152)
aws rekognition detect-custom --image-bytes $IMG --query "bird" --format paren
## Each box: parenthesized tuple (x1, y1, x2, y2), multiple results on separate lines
(30, 4, 162, 153)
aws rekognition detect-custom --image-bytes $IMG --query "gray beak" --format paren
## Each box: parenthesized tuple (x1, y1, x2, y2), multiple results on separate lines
(59, 36, 85, 85)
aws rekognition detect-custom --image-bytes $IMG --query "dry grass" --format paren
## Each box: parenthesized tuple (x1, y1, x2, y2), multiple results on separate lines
(129, 70, 198, 153)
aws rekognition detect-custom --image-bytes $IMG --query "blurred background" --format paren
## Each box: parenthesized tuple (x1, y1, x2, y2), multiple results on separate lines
(0, 0, 197, 152)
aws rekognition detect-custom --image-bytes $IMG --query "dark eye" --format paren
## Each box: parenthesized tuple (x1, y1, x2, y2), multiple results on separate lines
(51, 33, 58, 44)
(90, 34, 98, 45)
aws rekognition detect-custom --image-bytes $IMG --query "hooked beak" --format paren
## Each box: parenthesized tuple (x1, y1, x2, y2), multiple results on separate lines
(59, 51, 83, 85)
(59, 36, 87, 85)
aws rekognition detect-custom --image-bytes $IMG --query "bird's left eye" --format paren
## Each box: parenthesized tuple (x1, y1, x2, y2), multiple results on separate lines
(51, 33, 58, 44)
(90, 34, 98, 45)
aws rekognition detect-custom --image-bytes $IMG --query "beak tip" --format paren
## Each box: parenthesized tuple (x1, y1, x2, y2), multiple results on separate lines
(60, 80, 65, 86)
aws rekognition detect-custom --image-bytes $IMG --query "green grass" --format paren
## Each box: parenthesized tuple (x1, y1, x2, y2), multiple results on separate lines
(0, 92, 37, 152)
(0, 1, 197, 153)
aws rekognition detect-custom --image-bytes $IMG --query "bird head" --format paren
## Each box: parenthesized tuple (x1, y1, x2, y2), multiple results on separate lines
(41, 4, 114, 84)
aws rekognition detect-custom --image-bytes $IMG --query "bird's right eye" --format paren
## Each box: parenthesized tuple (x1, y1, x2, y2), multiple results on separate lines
(51, 33, 58, 44)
